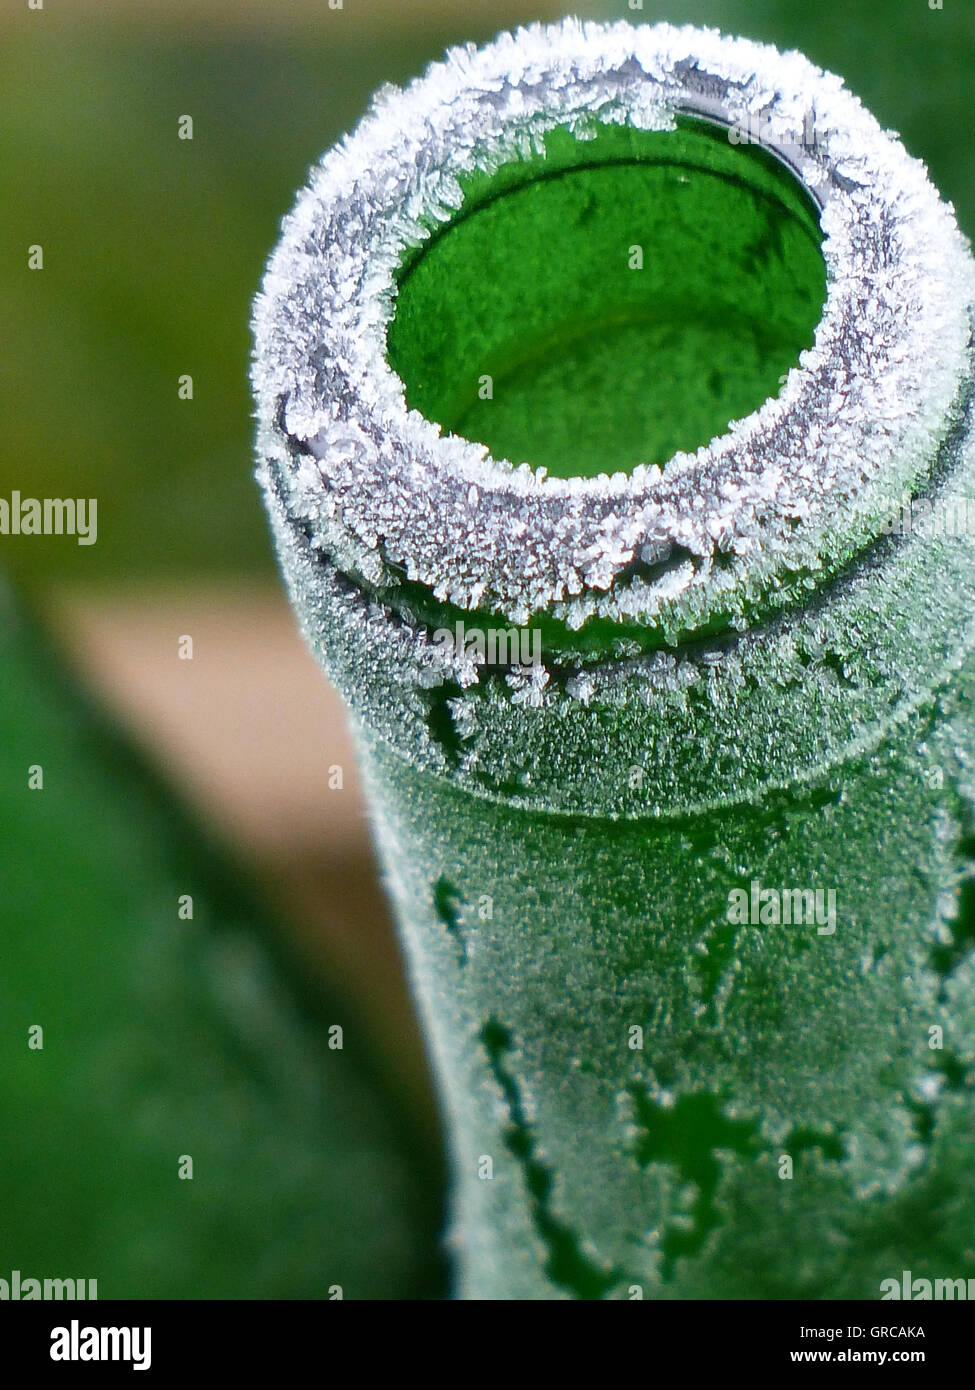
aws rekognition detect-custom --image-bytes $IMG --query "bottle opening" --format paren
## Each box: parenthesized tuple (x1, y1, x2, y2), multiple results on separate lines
(387, 118, 827, 481)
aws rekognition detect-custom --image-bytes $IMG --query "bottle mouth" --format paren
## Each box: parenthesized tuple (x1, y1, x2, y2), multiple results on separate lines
(387, 117, 827, 483)
(253, 19, 973, 644)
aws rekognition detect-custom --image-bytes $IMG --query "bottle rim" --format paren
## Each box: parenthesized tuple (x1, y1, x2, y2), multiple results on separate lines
(253, 18, 973, 642)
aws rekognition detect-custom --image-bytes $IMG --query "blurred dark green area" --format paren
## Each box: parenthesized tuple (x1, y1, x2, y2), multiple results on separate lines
(2, 0, 972, 586)
(0, 585, 445, 1298)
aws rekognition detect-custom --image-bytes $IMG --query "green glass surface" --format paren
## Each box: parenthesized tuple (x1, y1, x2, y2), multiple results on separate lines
(363, 690, 975, 1299)
(388, 119, 827, 479)
(260, 48, 975, 1303)
(265, 368, 975, 1295)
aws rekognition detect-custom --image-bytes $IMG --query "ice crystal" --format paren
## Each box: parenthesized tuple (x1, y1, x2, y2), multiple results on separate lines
(253, 20, 974, 643)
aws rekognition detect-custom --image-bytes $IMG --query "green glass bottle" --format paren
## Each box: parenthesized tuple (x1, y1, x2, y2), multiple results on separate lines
(253, 21, 975, 1299)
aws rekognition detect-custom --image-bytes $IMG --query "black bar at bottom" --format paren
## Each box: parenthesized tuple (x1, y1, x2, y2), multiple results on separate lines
(0, 1297, 967, 1373)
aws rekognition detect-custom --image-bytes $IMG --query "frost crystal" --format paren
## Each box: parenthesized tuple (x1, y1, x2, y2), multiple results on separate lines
(253, 18, 974, 640)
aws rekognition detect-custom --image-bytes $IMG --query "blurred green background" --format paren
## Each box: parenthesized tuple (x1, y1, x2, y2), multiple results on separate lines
(1, 0, 972, 1300)
(4, 0, 973, 588)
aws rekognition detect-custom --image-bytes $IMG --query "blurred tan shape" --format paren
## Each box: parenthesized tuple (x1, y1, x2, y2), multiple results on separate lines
(42, 583, 436, 1125)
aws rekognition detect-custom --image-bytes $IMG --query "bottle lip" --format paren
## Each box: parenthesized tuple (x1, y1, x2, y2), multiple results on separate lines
(253, 18, 974, 639)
